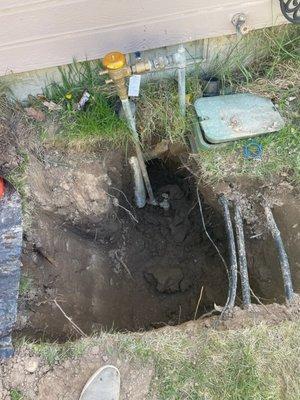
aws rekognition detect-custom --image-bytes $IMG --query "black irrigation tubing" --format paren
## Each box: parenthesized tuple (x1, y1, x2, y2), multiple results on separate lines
(219, 195, 238, 317)
(234, 203, 251, 308)
(264, 206, 295, 303)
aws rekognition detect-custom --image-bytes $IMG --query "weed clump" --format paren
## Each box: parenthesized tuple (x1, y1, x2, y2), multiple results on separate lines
(43, 61, 128, 146)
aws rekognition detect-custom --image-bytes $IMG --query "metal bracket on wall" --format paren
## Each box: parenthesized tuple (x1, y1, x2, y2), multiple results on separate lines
(231, 13, 249, 36)
(279, 0, 300, 24)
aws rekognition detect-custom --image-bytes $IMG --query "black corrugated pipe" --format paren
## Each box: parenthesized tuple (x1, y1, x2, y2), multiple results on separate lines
(234, 203, 251, 308)
(219, 195, 238, 317)
(264, 206, 295, 303)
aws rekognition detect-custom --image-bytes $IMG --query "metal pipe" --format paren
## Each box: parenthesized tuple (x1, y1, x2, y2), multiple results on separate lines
(147, 55, 202, 75)
(129, 156, 146, 208)
(219, 195, 238, 317)
(176, 45, 186, 116)
(121, 99, 139, 141)
(121, 99, 157, 206)
(264, 206, 295, 303)
(234, 203, 251, 308)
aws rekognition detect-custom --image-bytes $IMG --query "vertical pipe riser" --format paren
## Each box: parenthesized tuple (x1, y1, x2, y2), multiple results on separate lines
(129, 157, 146, 208)
(234, 204, 251, 308)
(177, 45, 186, 117)
(121, 99, 157, 206)
(219, 195, 238, 315)
(265, 206, 294, 303)
(121, 99, 139, 141)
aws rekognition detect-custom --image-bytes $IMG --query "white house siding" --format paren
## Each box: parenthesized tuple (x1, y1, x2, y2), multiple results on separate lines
(0, 0, 286, 76)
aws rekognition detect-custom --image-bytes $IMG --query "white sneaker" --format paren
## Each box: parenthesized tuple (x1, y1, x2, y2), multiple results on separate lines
(79, 365, 120, 400)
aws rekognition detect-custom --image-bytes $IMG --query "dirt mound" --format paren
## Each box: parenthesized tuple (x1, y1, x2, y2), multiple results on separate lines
(0, 343, 154, 400)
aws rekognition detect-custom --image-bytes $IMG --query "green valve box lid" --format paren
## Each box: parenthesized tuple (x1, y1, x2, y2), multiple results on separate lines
(194, 93, 285, 144)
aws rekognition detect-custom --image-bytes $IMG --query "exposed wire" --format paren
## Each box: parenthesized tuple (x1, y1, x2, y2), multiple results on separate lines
(111, 186, 136, 212)
(105, 191, 139, 223)
(54, 299, 87, 337)
(196, 187, 228, 276)
(194, 286, 204, 320)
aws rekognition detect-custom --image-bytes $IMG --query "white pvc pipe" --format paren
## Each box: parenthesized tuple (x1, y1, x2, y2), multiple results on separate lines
(121, 99, 157, 206)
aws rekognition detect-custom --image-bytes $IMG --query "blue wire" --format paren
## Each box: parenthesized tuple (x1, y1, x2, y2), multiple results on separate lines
(243, 141, 263, 160)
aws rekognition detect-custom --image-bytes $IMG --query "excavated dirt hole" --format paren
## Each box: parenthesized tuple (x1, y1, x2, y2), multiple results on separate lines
(19, 157, 234, 340)
(18, 155, 300, 341)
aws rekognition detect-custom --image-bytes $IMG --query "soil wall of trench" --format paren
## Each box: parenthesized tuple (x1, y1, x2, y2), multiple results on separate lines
(12, 147, 300, 340)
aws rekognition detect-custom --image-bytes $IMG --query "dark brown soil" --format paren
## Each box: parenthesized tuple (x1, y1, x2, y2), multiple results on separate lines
(18, 154, 229, 339)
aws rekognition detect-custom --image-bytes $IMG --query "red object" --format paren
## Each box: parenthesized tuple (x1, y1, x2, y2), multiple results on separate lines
(0, 177, 5, 198)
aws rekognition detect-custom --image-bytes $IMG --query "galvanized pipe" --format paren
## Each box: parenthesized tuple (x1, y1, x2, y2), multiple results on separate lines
(121, 99, 139, 141)
(129, 156, 146, 208)
(234, 203, 251, 308)
(264, 206, 295, 303)
(139, 46, 187, 116)
(176, 45, 186, 117)
(219, 195, 238, 316)
(121, 99, 157, 206)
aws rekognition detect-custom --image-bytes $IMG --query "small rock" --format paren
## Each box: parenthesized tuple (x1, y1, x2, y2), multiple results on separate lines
(25, 357, 39, 373)
(116, 359, 122, 367)
(180, 277, 191, 292)
(144, 265, 184, 293)
(25, 107, 46, 122)
(90, 346, 99, 355)
(102, 355, 108, 362)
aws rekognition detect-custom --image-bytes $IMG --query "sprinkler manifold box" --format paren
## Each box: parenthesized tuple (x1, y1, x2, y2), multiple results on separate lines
(191, 93, 285, 151)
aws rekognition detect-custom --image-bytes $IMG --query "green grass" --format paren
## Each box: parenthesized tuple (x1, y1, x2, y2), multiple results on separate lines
(195, 124, 300, 184)
(31, 339, 91, 366)
(136, 79, 187, 144)
(10, 389, 24, 400)
(43, 60, 128, 145)
(201, 25, 300, 88)
(56, 92, 128, 143)
(19, 274, 32, 296)
(7, 150, 29, 197)
(117, 321, 300, 399)
(15, 321, 300, 399)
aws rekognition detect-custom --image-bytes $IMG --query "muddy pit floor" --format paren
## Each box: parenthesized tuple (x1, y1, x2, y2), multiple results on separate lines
(18, 157, 230, 339)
